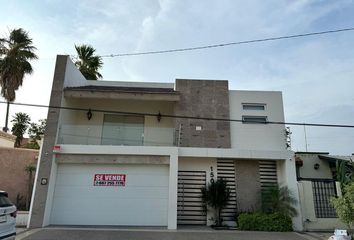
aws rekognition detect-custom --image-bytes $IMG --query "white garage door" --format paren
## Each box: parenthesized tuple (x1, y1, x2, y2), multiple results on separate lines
(50, 164, 169, 226)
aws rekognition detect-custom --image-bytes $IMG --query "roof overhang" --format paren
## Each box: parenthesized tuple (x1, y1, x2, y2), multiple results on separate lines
(318, 154, 353, 162)
(64, 86, 180, 102)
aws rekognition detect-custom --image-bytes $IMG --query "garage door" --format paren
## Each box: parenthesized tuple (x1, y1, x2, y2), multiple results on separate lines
(50, 164, 169, 226)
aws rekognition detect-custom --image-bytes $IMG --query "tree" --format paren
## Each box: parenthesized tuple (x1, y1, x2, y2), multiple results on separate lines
(261, 185, 298, 217)
(11, 112, 31, 147)
(74, 44, 103, 80)
(26, 119, 46, 149)
(330, 182, 354, 233)
(0, 28, 37, 132)
(201, 178, 230, 226)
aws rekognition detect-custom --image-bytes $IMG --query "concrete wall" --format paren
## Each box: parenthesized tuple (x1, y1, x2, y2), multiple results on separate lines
(29, 55, 68, 228)
(277, 155, 303, 231)
(296, 153, 333, 179)
(229, 90, 286, 151)
(298, 181, 346, 231)
(59, 98, 175, 146)
(234, 160, 261, 212)
(0, 147, 38, 205)
(0, 137, 14, 148)
(174, 79, 231, 148)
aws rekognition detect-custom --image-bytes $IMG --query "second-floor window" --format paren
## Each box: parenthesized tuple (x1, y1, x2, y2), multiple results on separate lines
(242, 103, 266, 110)
(242, 116, 268, 124)
(101, 114, 144, 146)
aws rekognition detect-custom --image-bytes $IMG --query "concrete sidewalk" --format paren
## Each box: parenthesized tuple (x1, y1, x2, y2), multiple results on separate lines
(16, 227, 317, 240)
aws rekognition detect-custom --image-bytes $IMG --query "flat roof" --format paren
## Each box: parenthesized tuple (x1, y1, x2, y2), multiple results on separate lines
(65, 85, 178, 94)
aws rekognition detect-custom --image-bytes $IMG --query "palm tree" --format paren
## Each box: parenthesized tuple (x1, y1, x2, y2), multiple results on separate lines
(0, 28, 37, 132)
(74, 44, 103, 80)
(261, 185, 298, 217)
(11, 112, 31, 147)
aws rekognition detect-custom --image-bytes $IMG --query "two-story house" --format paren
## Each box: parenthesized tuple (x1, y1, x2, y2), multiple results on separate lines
(28, 55, 302, 230)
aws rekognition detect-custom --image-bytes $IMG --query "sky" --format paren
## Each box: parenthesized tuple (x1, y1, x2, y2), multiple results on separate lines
(1, 0, 354, 154)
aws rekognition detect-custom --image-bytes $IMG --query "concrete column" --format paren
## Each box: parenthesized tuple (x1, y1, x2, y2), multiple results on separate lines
(167, 151, 178, 230)
(277, 153, 303, 231)
(29, 55, 68, 228)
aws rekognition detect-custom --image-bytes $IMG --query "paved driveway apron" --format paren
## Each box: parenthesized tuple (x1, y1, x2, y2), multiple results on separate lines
(18, 228, 310, 240)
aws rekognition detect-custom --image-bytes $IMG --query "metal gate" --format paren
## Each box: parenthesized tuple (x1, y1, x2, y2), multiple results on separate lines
(217, 159, 237, 222)
(311, 179, 337, 218)
(177, 171, 207, 225)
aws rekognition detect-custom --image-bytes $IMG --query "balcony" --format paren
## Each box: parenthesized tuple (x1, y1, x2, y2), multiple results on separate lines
(57, 124, 177, 147)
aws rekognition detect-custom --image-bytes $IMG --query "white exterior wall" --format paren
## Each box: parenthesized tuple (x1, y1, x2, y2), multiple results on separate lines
(229, 90, 286, 151)
(277, 154, 303, 231)
(298, 181, 345, 231)
(297, 154, 333, 179)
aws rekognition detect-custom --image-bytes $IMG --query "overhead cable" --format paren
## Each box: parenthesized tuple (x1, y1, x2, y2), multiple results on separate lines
(1, 101, 354, 128)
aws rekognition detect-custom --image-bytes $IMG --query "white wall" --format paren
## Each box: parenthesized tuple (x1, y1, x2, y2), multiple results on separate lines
(229, 90, 286, 151)
(298, 181, 346, 231)
(277, 154, 303, 231)
(296, 154, 333, 179)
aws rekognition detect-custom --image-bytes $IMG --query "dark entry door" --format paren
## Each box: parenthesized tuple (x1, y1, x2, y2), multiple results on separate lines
(177, 171, 207, 225)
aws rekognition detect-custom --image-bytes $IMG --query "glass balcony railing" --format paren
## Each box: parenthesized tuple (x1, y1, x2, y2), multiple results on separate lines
(57, 124, 177, 146)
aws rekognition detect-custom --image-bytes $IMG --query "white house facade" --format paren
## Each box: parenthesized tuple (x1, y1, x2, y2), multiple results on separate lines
(28, 55, 302, 230)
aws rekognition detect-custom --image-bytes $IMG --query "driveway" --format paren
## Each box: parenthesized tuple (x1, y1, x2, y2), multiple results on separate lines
(16, 227, 320, 240)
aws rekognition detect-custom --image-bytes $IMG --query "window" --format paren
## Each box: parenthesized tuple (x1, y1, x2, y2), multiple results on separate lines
(242, 103, 266, 111)
(101, 114, 144, 146)
(0, 195, 13, 207)
(242, 116, 268, 124)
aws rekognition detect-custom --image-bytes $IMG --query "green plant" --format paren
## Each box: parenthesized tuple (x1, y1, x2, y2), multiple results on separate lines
(201, 178, 230, 226)
(336, 159, 354, 191)
(0, 28, 37, 132)
(261, 185, 298, 217)
(26, 119, 47, 149)
(330, 182, 354, 232)
(11, 112, 31, 147)
(238, 212, 293, 231)
(16, 193, 26, 211)
(74, 44, 103, 80)
(28, 119, 46, 140)
(25, 164, 36, 210)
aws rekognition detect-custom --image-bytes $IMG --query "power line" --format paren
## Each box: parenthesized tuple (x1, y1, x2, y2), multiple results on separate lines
(99, 27, 354, 57)
(1, 101, 354, 128)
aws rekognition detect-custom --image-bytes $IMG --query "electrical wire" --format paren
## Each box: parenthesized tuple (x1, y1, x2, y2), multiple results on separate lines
(99, 27, 354, 57)
(1, 101, 353, 128)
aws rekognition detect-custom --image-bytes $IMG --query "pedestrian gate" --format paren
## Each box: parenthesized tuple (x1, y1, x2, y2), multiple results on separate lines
(177, 171, 207, 225)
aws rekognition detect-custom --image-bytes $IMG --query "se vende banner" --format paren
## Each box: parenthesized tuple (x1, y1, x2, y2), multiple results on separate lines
(93, 174, 126, 186)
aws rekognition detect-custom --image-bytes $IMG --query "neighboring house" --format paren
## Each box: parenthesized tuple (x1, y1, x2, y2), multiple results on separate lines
(296, 152, 352, 231)
(28, 55, 301, 230)
(0, 130, 16, 148)
(0, 147, 38, 208)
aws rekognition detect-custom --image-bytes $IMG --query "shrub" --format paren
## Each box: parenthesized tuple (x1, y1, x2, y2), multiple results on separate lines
(330, 182, 354, 232)
(238, 212, 293, 232)
(201, 178, 230, 226)
(261, 185, 298, 217)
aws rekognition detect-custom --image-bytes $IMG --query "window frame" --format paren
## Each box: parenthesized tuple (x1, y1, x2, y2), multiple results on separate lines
(242, 115, 268, 124)
(242, 103, 266, 111)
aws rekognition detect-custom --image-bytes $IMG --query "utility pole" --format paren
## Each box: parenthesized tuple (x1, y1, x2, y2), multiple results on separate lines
(303, 124, 308, 152)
